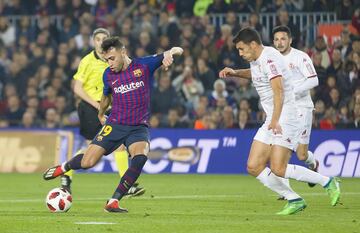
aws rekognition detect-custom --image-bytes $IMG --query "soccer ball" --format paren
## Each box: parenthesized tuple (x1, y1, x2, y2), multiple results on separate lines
(45, 188, 72, 213)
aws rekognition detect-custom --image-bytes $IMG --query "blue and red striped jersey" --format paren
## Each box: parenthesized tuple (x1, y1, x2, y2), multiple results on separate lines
(102, 54, 164, 126)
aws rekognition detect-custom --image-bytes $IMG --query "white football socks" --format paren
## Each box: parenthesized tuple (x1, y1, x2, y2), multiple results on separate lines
(285, 164, 330, 187)
(305, 150, 316, 168)
(256, 167, 301, 201)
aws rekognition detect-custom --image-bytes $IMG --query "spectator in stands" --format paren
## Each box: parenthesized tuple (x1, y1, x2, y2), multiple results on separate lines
(236, 109, 256, 129)
(210, 110, 222, 129)
(337, 60, 359, 100)
(335, 0, 355, 20)
(318, 75, 336, 101)
(313, 99, 326, 128)
(327, 88, 342, 109)
(245, 12, 269, 44)
(43, 107, 59, 128)
(93, 0, 113, 27)
(21, 111, 36, 128)
(312, 52, 327, 86)
(275, 9, 300, 48)
(206, 0, 229, 14)
(194, 113, 215, 129)
(208, 79, 236, 110)
(327, 49, 343, 76)
(70, 0, 90, 20)
(4, 83, 17, 100)
(26, 96, 40, 119)
(74, 24, 92, 51)
(149, 114, 160, 128)
(221, 105, 236, 129)
(319, 107, 337, 129)
(232, 76, 259, 108)
(175, 0, 196, 17)
(0, 117, 9, 127)
(3, 0, 26, 15)
(59, 16, 78, 43)
(225, 11, 241, 35)
(16, 16, 36, 43)
(313, 36, 331, 69)
(215, 24, 232, 50)
(35, 0, 53, 16)
(312, 0, 334, 12)
(138, 31, 156, 55)
(196, 57, 217, 94)
(5, 95, 24, 126)
(229, 0, 253, 13)
(349, 102, 360, 128)
(160, 108, 188, 128)
(173, 66, 204, 109)
(151, 71, 179, 115)
(335, 30, 352, 60)
(0, 16, 15, 47)
(40, 86, 57, 111)
(337, 104, 351, 127)
(352, 8, 360, 34)
(193, 33, 218, 65)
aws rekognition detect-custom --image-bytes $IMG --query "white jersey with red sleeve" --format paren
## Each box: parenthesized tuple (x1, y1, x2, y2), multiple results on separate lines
(284, 48, 317, 108)
(250, 46, 295, 118)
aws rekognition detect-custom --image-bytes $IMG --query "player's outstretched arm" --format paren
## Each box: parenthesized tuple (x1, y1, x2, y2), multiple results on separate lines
(163, 47, 184, 69)
(219, 67, 252, 79)
(98, 94, 111, 125)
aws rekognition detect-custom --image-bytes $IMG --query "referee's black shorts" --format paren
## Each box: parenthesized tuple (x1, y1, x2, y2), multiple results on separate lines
(77, 100, 102, 140)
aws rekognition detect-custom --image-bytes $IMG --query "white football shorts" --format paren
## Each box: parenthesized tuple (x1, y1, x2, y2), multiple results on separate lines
(253, 106, 299, 151)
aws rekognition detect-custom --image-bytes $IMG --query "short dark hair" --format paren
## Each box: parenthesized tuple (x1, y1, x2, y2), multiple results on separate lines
(233, 27, 262, 45)
(101, 36, 125, 53)
(272, 25, 292, 38)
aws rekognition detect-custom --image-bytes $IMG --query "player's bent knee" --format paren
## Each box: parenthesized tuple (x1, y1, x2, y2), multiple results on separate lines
(247, 164, 262, 177)
(270, 166, 286, 177)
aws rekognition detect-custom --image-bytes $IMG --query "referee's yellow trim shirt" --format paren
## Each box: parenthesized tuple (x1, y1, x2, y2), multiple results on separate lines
(73, 51, 108, 101)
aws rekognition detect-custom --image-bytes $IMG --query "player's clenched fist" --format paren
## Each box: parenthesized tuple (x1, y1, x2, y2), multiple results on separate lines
(219, 67, 235, 78)
(163, 47, 183, 70)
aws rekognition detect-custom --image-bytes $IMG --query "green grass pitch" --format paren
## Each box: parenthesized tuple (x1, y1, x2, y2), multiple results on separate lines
(0, 173, 359, 233)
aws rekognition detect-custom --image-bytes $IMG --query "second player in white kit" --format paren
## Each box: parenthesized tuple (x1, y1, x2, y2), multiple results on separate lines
(219, 27, 341, 215)
(273, 25, 319, 188)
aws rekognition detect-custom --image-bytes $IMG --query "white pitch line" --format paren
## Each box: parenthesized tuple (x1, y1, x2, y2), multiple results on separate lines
(74, 222, 117, 225)
(0, 192, 359, 203)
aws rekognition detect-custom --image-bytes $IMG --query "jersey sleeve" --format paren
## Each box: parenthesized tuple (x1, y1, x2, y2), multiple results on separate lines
(73, 57, 88, 82)
(299, 53, 317, 78)
(137, 54, 164, 75)
(263, 57, 283, 81)
(102, 68, 111, 96)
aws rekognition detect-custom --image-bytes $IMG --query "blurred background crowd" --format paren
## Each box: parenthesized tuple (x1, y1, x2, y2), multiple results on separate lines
(0, 0, 359, 130)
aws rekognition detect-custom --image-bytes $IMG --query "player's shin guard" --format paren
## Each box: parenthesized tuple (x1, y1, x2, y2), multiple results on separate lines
(63, 149, 85, 178)
(114, 150, 129, 177)
(63, 153, 85, 171)
(111, 154, 147, 200)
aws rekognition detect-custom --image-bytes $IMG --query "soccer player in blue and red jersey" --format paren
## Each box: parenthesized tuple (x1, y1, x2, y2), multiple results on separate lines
(43, 36, 183, 212)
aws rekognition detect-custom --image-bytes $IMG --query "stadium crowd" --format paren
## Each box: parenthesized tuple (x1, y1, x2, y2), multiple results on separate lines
(0, 0, 359, 130)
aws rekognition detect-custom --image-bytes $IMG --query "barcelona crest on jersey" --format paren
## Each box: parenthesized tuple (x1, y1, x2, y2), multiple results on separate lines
(133, 69, 143, 77)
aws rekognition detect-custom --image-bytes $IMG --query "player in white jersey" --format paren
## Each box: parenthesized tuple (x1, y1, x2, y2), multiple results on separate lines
(273, 25, 319, 189)
(219, 27, 340, 215)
